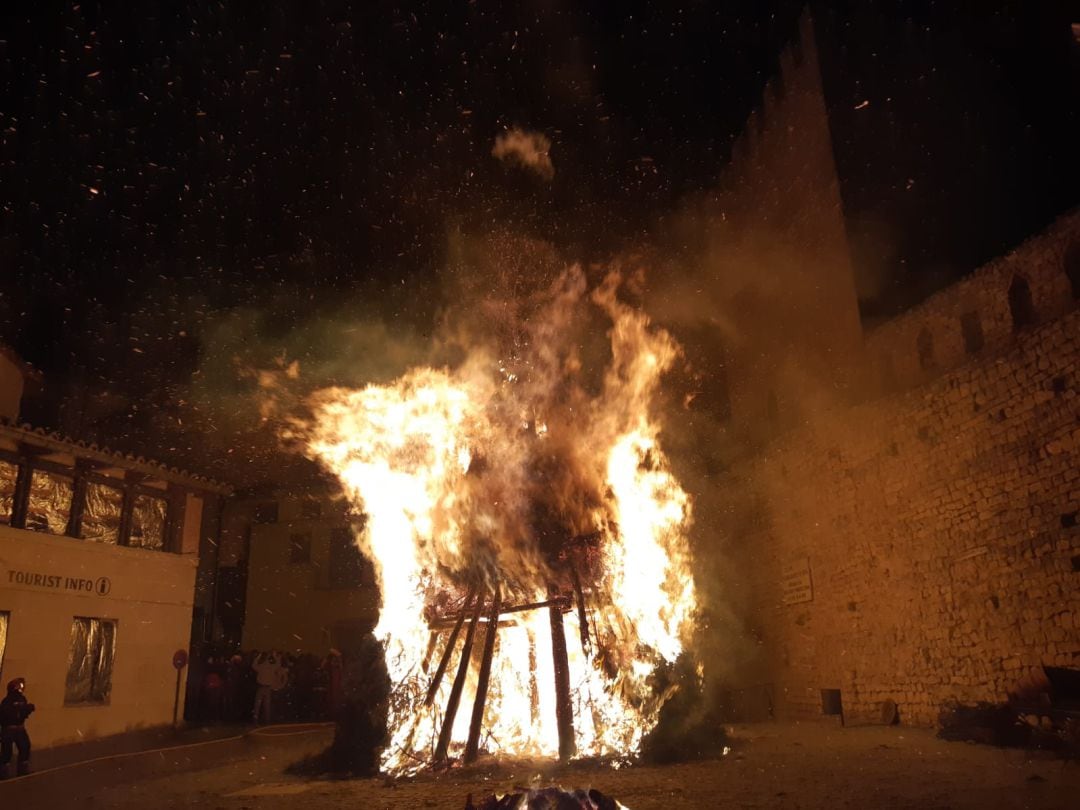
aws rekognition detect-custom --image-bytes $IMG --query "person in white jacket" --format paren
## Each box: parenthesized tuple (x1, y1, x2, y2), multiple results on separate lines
(252, 651, 287, 724)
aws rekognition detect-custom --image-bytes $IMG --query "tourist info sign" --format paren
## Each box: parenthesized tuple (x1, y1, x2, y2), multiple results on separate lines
(781, 557, 813, 605)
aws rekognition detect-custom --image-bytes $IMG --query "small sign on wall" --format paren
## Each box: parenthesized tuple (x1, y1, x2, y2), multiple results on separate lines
(4, 568, 113, 597)
(781, 557, 813, 605)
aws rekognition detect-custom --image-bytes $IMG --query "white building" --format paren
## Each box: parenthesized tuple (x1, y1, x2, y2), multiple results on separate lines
(0, 345, 230, 747)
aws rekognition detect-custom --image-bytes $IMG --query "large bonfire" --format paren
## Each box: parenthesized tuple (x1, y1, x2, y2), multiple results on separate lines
(282, 264, 697, 774)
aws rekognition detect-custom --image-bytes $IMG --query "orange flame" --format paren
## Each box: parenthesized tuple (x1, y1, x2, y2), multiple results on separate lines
(286, 266, 697, 772)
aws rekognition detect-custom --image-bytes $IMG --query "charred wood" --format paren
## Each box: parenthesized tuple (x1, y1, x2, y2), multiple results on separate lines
(434, 594, 483, 762)
(425, 586, 477, 707)
(464, 589, 502, 764)
(549, 588, 576, 761)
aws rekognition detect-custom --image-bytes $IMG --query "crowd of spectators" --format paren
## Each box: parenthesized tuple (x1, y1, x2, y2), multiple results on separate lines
(194, 648, 345, 724)
(190, 637, 389, 774)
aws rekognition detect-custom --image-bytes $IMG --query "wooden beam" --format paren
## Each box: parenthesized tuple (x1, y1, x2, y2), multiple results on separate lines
(433, 594, 483, 763)
(464, 590, 501, 764)
(424, 587, 477, 707)
(427, 596, 571, 629)
(9, 456, 32, 529)
(117, 474, 138, 547)
(549, 588, 576, 761)
(569, 564, 591, 654)
(65, 461, 92, 539)
(163, 486, 185, 553)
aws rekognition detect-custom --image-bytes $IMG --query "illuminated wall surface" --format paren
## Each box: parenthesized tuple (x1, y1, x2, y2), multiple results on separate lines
(232, 494, 379, 656)
(688, 9, 1080, 726)
(0, 403, 220, 747)
(0, 527, 197, 747)
(720, 214, 1080, 724)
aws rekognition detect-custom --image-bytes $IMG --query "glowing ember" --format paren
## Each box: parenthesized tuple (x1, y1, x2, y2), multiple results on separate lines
(283, 266, 697, 773)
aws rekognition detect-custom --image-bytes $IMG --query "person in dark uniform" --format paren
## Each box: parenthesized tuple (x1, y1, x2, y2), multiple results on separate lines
(0, 677, 35, 778)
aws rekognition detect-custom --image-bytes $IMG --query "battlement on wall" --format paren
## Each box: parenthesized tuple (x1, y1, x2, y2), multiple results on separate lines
(865, 210, 1080, 395)
(705, 7, 864, 431)
(721, 8, 842, 240)
(726, 10, 818, 191)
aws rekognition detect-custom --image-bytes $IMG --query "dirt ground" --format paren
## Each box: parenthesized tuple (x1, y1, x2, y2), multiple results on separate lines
(81, 722, 1080, 809)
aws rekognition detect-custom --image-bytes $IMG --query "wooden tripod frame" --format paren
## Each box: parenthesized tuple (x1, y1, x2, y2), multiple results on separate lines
(425, 581, 585, 765)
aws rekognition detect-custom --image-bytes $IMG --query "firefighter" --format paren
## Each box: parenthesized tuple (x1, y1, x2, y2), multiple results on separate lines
(0, 677, 35, 778)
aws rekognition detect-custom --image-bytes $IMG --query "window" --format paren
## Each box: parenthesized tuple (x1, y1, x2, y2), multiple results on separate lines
(1008, 276, 1035, 330)
(300, 499, 321, 519)
(0, 459, 16, 525)
(289, 532, 311, 564)
(27, 469, 73, 534)
(329, 527, 370, 589)
(64, 617, 116, 705)
(0, 611, 8, 679)
(916, 327, 935, 372)
(81, 482, 123, 544)
(960, 311, 984, 354)
(129, 494, 166, 550)
(254, 502, 279, 524)
(821, 688, 843, 717)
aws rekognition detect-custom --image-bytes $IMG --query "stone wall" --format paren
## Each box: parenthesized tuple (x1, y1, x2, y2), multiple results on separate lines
(864, 213, 1080, 395)
(687, 9, 864, 436)
(722, 213, 1080, 725)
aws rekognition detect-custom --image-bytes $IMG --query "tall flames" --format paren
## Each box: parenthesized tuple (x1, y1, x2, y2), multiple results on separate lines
(283, 265, 697, 773)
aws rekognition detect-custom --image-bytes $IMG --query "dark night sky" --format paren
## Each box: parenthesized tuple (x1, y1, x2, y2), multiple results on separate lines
(0, 1, 1077, 481)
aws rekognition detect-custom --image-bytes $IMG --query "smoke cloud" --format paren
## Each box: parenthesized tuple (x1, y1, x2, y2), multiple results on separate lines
(492, 127, 555, 181)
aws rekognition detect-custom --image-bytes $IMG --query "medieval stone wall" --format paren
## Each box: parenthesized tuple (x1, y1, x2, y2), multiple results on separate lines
(722, 212, 1080, 725)
(692, 9, 864, 436)
(864, 214, 1080, 395)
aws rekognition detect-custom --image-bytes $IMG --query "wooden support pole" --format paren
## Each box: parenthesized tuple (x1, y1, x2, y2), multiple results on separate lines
(65, 461, 91, 539)
(568, 564, 591, 654)
(421, 631, 439, 673)
(549, 590, 576, 761)
(425, 587, 477, 707)
(434, 593, 483, 763)
(464, 590, 501, 764)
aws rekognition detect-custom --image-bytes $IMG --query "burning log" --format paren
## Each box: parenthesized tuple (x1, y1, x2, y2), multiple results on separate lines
(568, 563, 591, 655)
(428, 596, 571, 629)
(434, 594, 484, 763)
(548, 587, 577, 761)
(425, 586, 478, 707)
(464, 589, 502, 764)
